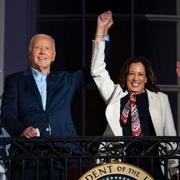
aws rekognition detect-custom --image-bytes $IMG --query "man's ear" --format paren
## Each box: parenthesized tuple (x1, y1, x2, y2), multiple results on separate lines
(28, 51, 32, 61)
(52, 51, 56, 62)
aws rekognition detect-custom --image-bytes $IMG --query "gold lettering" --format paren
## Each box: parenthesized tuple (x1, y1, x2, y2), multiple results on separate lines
(84, 165, 113, 179)
(84, 175, 93, 180)
(128, 168, 141, 177)
(144, 176, 149, 180)
(117, 166, 126, 172)
(92, 170, 99, 178)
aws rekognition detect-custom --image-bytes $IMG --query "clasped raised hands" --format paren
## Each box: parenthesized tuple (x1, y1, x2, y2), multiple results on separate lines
(95, 11, 113, 41)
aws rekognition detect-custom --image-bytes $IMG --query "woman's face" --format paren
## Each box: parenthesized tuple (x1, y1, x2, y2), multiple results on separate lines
(126, 62, 147, 92)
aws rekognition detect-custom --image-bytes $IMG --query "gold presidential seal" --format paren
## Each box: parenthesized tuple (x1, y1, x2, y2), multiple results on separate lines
(79, 162, 154, 180)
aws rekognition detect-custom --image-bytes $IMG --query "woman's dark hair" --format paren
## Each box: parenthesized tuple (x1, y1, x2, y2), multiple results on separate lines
(119, 56, 159, 92)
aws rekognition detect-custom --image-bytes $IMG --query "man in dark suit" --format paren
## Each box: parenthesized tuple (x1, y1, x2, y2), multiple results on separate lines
(1, 34, 94, 180)
(1, 34, 88, 138)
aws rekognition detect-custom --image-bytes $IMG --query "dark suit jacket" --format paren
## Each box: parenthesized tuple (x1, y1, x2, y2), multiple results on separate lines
(1, 68, 89, 137)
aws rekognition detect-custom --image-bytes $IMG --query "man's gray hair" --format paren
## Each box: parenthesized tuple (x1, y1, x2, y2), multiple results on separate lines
(28, 34, 56, 51)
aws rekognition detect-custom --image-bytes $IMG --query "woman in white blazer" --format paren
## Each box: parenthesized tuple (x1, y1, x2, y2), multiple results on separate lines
(91, 11, 177, 179)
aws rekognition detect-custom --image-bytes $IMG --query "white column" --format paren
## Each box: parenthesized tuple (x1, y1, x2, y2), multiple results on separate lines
(177, 0, 180, 135)
(0, 0, 5, 101)
(0, 1, 6, 179)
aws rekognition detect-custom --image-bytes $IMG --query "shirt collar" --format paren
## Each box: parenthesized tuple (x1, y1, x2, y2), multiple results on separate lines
(31, 67, 49, 78)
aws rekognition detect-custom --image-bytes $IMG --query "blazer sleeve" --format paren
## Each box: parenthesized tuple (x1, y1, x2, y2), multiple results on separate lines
(90, 40, 119, 104)
(78, 40, 112, 87)
(1, 75, 25, 136)
(160, 93, 179, 169)
(160, 93, 176, 136)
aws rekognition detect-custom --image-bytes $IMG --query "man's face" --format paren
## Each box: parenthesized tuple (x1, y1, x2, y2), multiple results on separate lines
(126, 62, 147, 92)
(29, 36, 56, 73)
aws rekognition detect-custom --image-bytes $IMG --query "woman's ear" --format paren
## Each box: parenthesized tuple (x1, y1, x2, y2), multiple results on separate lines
(145, 77, 147, 83)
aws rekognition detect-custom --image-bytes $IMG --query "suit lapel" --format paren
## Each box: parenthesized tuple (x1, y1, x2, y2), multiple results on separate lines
(23, 69, 43, 110)
(46, 72, 59, 109)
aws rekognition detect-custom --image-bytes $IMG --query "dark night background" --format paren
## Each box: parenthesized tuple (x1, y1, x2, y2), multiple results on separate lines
(3, 0, 179, 135)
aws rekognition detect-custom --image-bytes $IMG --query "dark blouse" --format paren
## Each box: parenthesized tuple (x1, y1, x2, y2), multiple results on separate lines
(120, 91, 165, 179)
(120, 91, 156, 136)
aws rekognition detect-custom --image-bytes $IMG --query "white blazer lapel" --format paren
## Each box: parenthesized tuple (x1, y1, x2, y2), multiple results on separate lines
(105, 86, 127, 136)
(147, 89, 162, 135)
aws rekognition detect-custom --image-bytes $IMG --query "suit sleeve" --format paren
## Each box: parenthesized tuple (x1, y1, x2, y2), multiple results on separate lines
(1, 75, 25, 136)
